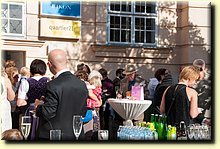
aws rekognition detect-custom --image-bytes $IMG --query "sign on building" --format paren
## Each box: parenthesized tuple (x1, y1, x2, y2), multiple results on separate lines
(41, 1, 80, 18)
(40, 18, 81, 39)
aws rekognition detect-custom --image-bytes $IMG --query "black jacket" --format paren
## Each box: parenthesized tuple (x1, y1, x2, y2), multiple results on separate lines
(36, 71, 88, 140)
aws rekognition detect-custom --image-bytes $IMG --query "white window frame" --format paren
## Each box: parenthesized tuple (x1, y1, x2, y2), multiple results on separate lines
(109, 14, 132, 44)
(1, 2, 26, 37)
(107, 1, 158, 47)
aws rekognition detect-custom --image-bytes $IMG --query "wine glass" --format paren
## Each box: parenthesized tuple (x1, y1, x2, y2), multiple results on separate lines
(193, 124, 200, 140)
(115, 86, 122, 99)
(73, 115, 83, 140)
(20, 116, 32, 140)
(186, 124, 195, 140)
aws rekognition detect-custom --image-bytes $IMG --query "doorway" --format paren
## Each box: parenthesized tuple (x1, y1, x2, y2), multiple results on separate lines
(1, 50, 26, 70)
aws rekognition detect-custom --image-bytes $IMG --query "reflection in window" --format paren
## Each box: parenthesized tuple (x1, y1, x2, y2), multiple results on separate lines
(110, 2, 120, 11)
(110, 1, 131, 12)
(9, 4, 22, 18)
(1, 2, 24, 35)
(135, 1, 156, 13)
(108, 1, 157, 45)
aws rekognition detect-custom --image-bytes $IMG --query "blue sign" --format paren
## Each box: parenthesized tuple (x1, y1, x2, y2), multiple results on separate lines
(41, 1, 80, 18)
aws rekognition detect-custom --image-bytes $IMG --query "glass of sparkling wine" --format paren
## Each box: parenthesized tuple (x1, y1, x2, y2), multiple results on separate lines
(73, 115, 83, 140)
(21, 116, 32, 140)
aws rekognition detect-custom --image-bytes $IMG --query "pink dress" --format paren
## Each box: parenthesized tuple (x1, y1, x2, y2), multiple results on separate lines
(87, 87, 102, 108)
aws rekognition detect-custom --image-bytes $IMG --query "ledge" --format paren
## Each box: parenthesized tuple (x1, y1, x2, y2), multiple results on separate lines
(1, 39, 45, 47)
(91, 44, 173, 59)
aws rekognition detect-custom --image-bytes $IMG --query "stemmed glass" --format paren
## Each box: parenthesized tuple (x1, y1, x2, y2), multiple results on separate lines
(20, 116, 32, 140)
(73, 115, 83, 140)
(186, 124, 195, 140)
(115, 86, 122, 99)
(193, 123, 200, 140)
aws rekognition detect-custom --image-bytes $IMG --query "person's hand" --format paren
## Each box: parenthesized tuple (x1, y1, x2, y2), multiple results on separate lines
(202, 118, 211, 126)
(116, 93, 122, 99)
(34, 99, 44, 109)
(40, 96, 45, 101)
(97, 99, 102, 107)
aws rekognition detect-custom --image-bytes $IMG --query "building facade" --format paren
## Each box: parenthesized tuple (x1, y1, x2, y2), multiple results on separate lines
(1, 1, 211, 81)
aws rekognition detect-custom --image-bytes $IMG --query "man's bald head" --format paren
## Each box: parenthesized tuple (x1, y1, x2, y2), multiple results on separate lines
(48, 49, 68, 72)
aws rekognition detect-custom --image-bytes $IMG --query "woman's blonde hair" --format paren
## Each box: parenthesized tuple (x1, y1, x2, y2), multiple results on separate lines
(89, 76, 102, 87)
(5, 67, 19, 85)
(4, 60, 16, 68)
(179, 66, 200, 82)
(20, 66, 30, 77)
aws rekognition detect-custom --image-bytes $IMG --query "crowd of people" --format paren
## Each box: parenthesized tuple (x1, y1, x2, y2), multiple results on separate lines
(0, 48, 211, 141)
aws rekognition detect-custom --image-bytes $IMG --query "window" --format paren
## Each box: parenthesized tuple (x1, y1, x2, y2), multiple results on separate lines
(1, 2, 25, 36)
(108, 1, 157, 46)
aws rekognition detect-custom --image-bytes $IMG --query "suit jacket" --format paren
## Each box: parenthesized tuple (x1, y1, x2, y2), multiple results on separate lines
(36, 71, 88, 140)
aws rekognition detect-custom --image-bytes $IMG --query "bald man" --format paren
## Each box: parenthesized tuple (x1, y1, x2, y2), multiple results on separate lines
(36, 49, 88, 140)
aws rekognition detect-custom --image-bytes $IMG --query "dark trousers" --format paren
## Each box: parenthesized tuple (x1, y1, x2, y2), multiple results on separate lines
(11, 111, 20, 129)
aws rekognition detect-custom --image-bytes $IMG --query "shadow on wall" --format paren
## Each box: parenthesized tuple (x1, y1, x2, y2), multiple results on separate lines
(65, 2, 210, 74)
(66, 1, 212, 117)
(76, 1, 209, 73)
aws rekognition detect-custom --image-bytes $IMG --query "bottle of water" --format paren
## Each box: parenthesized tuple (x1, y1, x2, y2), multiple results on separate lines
(154, 129, 158, 140)
(167, 125, 172, 140)
(171, 126, 177, 140)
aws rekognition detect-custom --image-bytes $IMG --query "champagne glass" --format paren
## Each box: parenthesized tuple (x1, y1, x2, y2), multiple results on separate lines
(115, 86, 119, 96)
(20, 116, 32, 140)
(193, 124, 200, 140)
(73, 115, 83, 140)
(115, 86, 122, 99)
(186, 124, 194, 140)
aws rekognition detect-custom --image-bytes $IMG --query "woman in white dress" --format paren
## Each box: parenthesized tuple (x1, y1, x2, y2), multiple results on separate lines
(1, 68, 15, 134)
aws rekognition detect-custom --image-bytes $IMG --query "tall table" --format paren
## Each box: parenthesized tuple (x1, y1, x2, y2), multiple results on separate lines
(108, 98, 152, 126)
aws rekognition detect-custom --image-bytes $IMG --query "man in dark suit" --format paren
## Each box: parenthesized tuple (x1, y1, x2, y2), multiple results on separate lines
(35, 49, 88, 140)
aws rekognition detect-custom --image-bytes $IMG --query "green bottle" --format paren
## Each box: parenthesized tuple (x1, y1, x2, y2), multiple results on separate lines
(150, 114, 155, 128)
(157, 115, 164, 140)
(163, 115, 168, 140)
(155, 114, 159, 131)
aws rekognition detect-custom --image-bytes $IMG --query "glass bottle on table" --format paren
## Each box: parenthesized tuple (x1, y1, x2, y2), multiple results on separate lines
(167, 125, 172, 140)
(150, 114, 155, 128)
(153, 129, 158, 140)
(170, 126, 177, 140)
(154, 114, 159, 131)
(162, 115, 168, 140)
(157, 115, 164, 140)
(177, 121, 187, 140)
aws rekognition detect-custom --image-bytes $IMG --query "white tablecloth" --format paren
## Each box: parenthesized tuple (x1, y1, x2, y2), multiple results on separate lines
(108, 99, 152, 121)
